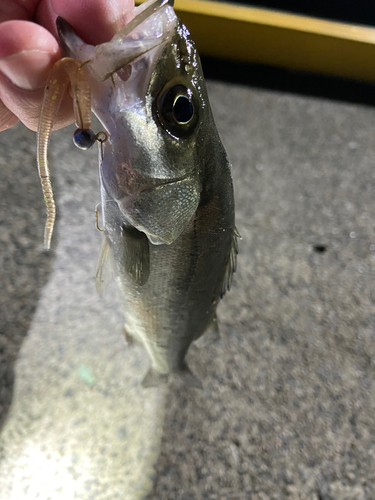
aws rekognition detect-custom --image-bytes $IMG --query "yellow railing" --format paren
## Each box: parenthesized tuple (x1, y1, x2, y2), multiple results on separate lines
(136, 0, 375, 82)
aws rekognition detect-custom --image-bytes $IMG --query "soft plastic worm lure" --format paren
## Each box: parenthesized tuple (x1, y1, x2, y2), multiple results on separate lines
(37, 57, 96, 250)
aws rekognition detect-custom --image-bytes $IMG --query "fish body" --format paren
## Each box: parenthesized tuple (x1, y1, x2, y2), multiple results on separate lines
(58, 0, 237, 386)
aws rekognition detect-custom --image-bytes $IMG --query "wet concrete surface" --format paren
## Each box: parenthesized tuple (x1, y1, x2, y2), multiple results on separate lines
(0, 76, 374, 499)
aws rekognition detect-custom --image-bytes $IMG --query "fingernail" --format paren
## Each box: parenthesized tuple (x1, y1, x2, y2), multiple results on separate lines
(0, 50, 54, 90)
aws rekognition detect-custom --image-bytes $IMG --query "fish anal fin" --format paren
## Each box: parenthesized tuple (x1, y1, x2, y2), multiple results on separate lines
(121, 226, 150, 286)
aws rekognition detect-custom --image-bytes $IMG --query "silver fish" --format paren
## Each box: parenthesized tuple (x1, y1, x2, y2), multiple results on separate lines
(55, 0, 238, 387)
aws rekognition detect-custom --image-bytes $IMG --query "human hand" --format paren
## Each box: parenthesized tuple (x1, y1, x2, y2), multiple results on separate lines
(0, 0, 134, 132)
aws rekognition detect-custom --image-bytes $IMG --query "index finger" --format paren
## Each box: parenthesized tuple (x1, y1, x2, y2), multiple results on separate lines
(49, 0, 135, 44)
(0, 0, 134, 43)
(0, 0, 135, 131)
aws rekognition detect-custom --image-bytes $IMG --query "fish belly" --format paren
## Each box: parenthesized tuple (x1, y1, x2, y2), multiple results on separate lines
(114, 207, 233, 380)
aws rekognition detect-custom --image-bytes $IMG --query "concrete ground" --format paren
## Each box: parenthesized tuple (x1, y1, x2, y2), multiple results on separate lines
(0, 65, 374, 499)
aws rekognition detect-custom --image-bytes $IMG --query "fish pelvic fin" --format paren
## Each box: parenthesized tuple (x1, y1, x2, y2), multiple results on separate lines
(94, 234, 114, 297)
(121, 226, 150, 286)
(141, 367, 168, 388)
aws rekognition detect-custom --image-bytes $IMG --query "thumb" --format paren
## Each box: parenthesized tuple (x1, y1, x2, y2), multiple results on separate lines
(0, 20, 73, 131)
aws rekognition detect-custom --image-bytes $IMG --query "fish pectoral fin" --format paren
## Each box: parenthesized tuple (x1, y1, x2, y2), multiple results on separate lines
(121, 226, 150, 286)
(194, 314, 220, 347)
(142, 367, 168, 388)
(218, 226, 240, 299)
(94, 234, 114, 297)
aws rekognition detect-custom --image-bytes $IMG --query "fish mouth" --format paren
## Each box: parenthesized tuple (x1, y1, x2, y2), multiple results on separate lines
(57, 0, 178, 83)
(111, 0, 175, 47)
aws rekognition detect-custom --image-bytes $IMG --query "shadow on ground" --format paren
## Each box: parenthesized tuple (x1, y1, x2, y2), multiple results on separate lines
(0, 124, 54, 427)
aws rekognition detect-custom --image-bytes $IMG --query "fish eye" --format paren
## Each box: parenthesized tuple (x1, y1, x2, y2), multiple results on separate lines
(156, 84, 198, 138)
(173, 94, 194, 124)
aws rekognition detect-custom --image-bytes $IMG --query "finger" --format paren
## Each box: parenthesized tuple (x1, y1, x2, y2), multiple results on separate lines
(0, 0, 40, 23)
(1, 0, 135, 42)
(0, 0, 136, 130)
(0, 71, 73, 132)
(49, 0, 135, 43)
(0, 99, 19, 131)
(0, 20, 73, 131)
(0, 20, 60, 90)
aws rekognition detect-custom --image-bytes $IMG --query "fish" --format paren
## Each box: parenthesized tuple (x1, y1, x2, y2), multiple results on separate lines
(38, 0, 238, 387)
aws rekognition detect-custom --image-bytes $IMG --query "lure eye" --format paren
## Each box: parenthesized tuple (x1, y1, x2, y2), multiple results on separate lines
(73, 128, 97, 150)
(157, 84, 198, 138)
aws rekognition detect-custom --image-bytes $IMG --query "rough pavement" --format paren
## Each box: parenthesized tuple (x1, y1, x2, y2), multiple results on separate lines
(0, 74, 374, 499)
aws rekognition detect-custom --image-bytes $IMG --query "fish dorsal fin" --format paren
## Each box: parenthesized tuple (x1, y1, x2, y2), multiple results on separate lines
(218, 226, 240, 299)
(94, 234, 114, 297)
(120, 226, 150, 286)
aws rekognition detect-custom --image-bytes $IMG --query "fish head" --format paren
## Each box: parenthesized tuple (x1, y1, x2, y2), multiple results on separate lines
(58, 0, 214, 245)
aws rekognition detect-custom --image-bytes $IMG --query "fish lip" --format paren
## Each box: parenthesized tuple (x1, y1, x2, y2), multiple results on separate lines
(57, 0, 178, 82)
(56, 0, 174, 43)
(91, 0, 177, 82)
(56, 17, 75, 55)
